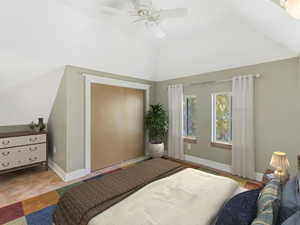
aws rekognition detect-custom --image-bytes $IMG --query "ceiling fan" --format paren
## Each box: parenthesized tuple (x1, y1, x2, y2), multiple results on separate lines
(280, 0, 300, 19)
(101, 0, 188, 39)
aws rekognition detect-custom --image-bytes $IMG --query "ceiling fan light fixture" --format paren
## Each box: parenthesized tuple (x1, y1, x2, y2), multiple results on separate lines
(281, 0, 300, 19)
(154, 30, 166, 39)
(146, 22, 166, 39)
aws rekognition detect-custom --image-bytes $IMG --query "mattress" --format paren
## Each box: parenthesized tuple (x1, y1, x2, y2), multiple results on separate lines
(53, 158, 185, 225)
(88, 168, 239, 225)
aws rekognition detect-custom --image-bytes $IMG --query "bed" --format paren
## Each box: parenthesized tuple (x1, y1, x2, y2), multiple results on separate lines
(53, 158, 244, 225)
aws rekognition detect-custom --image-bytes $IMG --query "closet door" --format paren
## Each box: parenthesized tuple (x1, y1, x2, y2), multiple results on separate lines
(91, 84, 145, 171)
(91, 83, 124, 171)
(123, 88, 145, 161)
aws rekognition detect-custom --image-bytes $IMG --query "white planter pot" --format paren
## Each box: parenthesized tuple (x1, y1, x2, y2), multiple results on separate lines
(148, 143, 164, 158)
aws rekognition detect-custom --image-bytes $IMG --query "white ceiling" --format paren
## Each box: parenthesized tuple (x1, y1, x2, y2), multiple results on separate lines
(1, 0, 300, 125)
(0, 0, 156, 125)
(80, 0, 300, 80)
(153, 0, 300, 80)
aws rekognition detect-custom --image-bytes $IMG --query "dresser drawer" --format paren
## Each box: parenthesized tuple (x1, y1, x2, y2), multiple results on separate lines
(25, 150, 47, 164)
(0, 158, 15, 170)
(0, 144, 47, 171)
(0, 134, 46, 148)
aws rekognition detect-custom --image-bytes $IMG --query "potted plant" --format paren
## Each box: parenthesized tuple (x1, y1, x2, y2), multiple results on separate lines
(145, 104, 168, 158)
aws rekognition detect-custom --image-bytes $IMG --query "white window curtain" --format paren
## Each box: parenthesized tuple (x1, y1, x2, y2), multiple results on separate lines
(168, 84, 184, 160)
(232, 75, 256, 180)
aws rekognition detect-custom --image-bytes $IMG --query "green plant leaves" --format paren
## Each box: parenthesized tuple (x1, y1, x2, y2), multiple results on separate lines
(145, 104, 168, 144)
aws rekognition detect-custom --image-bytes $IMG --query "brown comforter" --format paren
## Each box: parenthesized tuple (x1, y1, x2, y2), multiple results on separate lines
(53, 158, 185, 225)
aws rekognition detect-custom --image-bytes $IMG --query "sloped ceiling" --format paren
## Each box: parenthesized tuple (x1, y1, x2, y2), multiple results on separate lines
(0, 0, 156, 126)
(1, 0, 300, 125)
(154, 0, 300, 80)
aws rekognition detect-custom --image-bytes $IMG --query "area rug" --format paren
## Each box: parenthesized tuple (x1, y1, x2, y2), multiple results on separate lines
(0, 165, 262, 225)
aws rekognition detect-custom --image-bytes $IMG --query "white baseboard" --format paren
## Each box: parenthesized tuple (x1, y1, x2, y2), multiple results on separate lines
(185, 155, 232, 173)
(184, 155, 263, 182)
(91, 156, 151, 176)
(64, 168, 89, 182)
(48, 160, 89, 182)
(48, 160, 66, 181)
(120, 156, 150, 167)
(49, 156, 150, 182)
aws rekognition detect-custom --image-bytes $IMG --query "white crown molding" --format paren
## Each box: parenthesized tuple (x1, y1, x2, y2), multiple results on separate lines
(184, 155, 263, 182)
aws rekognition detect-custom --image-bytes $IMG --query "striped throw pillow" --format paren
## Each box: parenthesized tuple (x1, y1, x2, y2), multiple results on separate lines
(251, 178, 281, 225)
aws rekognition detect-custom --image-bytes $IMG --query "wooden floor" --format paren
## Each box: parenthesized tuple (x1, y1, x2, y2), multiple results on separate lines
(0, 160, 136, 208)
(0, 167, 65, 208)
(0, 166, 116, 208)
(0, 158, 262, 208)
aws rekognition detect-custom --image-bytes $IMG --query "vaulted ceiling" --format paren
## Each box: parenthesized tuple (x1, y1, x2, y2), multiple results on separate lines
(84, 0, 300, 80)
(1, 0, 300, 125)
(153, 0, 300, 79)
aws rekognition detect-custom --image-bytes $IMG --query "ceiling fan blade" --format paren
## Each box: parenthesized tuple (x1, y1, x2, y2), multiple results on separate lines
(99, 6, 128, 16)
(131, 0, 141, 11)
(148, 24, 166, 39)
(159, 8, 188, 20)
(131, 0, 152, 11)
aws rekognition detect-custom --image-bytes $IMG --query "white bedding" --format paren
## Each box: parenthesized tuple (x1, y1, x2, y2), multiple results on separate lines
(88, 168, 239, 225)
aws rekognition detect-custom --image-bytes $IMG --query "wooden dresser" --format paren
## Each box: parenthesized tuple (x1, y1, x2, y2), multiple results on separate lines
(0, 131, 48, 174)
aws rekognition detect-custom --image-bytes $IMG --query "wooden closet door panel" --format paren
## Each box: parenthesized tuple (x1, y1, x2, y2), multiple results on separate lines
(123, 88, 145, 161)
(91, 83, 124, 171)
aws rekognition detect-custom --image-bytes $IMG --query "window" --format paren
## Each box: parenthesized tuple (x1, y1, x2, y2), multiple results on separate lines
(211, 92, 232, 147)
(183, 96, 197, 139)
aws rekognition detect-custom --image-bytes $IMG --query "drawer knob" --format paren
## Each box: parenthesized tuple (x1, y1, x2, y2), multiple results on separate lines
(1, 162, 10, 167)
(29, 137, 38, 142)
(2, 140, 10, 145)
(1, 151, 10, 156)
(29, 146, 38, 151)
(29, 157, 38, 162)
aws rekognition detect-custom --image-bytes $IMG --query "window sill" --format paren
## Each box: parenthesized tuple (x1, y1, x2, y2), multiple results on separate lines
(183, 137, 197, 144)
(211, 142, 232, 150)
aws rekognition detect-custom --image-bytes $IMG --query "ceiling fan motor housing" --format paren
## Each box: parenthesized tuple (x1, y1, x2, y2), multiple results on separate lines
(280, 0, 287, 6)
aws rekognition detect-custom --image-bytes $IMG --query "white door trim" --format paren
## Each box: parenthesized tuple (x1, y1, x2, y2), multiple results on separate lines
(84, 74, 151, 174)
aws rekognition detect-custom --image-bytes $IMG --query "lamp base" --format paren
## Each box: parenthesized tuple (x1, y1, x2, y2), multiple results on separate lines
(274, 169, 289, 184)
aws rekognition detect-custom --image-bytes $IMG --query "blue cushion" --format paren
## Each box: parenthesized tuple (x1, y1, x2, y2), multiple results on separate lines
(281, 211, 300, 225)
(281, 176, 300, 209)
(215, 189, 260, 225)
(276, 207, 298, 225)
(277, 176, 300, 225)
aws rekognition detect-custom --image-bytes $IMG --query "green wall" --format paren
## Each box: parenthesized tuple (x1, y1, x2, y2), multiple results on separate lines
(155, 57, 300, 175)
(48, 65, 155, 172)
(48, 69, 68, 171)
(0, 125, 31, 133)
(2, 57, 300, 176)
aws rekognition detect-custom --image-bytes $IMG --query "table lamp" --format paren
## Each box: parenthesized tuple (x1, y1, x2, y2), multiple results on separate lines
(270, 152, 290, 183)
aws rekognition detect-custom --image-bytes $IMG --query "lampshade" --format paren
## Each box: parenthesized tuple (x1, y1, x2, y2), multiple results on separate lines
(282, 0, 300, 19)
(270, 152, 290, 171)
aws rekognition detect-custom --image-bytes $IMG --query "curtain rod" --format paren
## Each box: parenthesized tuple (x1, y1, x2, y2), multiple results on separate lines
(185, 74, 261, 87)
